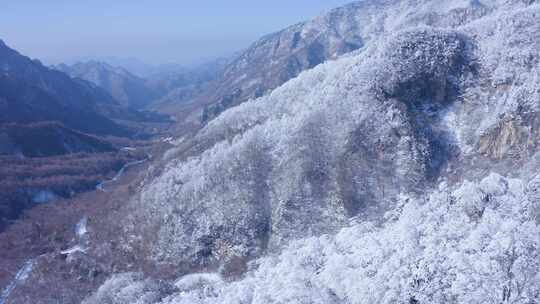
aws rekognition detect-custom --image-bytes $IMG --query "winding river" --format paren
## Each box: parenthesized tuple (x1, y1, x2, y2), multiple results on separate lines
(96, 152, 151, 192)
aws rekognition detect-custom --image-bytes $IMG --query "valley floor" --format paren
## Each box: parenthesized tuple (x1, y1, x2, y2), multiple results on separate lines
(0, 137, 172, 302)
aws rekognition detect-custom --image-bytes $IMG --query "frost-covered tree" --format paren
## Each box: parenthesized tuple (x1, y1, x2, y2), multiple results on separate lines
(127, 0, 540, 270)
(82, 273, 172, 304)
(150, 174, 540, 304)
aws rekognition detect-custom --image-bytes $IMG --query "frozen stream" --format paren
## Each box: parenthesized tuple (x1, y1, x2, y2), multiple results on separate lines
(96, 152, 150, 192)
(0, 259, 36, 304)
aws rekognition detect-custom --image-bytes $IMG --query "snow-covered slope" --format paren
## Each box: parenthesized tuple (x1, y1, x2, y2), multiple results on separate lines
(197, 0, 496, 123)
(132, 28, 465, 266)
(120, 0, 538, 265)
(34, 0, 540, 303)
(123, 174, 540, 304)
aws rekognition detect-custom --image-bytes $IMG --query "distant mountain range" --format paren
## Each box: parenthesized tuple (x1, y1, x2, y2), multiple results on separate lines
(0, 40, 133, 136)
(0, 39, 170, 157)
(49, 6, 374, 130)
(53, 61, 159, 109)
(53, 58, 228, 113)
(141, 2, 379, 131)
(0, 40, 166, 234)
(32, 2, 395, 134)
(63, 56, 190, 78)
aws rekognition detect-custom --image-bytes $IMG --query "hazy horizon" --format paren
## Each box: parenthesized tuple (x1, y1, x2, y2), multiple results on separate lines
(0, 0, 353, 66)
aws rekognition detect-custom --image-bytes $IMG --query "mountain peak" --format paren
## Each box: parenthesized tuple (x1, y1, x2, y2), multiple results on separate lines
(0, 39, 15, 54)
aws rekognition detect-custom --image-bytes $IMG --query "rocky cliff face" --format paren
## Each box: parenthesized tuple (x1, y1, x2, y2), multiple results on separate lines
(4, 1, 540, 303)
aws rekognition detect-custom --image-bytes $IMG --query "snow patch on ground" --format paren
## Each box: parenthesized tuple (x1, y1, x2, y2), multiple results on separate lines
(60, 245, 86, 256)
(76, 216, 88, 238)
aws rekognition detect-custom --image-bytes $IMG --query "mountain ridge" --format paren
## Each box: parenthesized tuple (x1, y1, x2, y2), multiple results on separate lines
(53, 61, 159, 109)
(0, 41, 131, 137)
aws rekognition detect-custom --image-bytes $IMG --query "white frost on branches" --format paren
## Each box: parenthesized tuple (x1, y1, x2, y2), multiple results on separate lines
(159, 173, 540, 304)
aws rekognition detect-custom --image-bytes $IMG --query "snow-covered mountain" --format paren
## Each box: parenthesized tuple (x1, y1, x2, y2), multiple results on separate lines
(91, 0, 540, 302)
(197, 1, 373, 123)
(4, 0, 540, 303)
(156, 0, 387, 130)
(126, 0, 540, 267)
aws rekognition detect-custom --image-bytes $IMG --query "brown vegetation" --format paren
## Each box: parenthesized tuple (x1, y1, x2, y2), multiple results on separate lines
(0, 122, 116, 157)
(0, 144, 154, 302)
(0, 150, 147, 232)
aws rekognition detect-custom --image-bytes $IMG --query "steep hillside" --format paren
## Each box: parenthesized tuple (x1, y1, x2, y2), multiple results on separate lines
(130, 26, 473, 268)
(151, 1, 386, 131)
(195, 1, 388, 123)
(3, 1, 540, 303)
(54, 61, 158, 109)
(0, 40, 137, 137)
(87, 0, 539, 303)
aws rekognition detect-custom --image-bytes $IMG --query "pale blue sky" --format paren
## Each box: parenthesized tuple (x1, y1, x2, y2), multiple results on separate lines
(0, 1, 354, 65)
